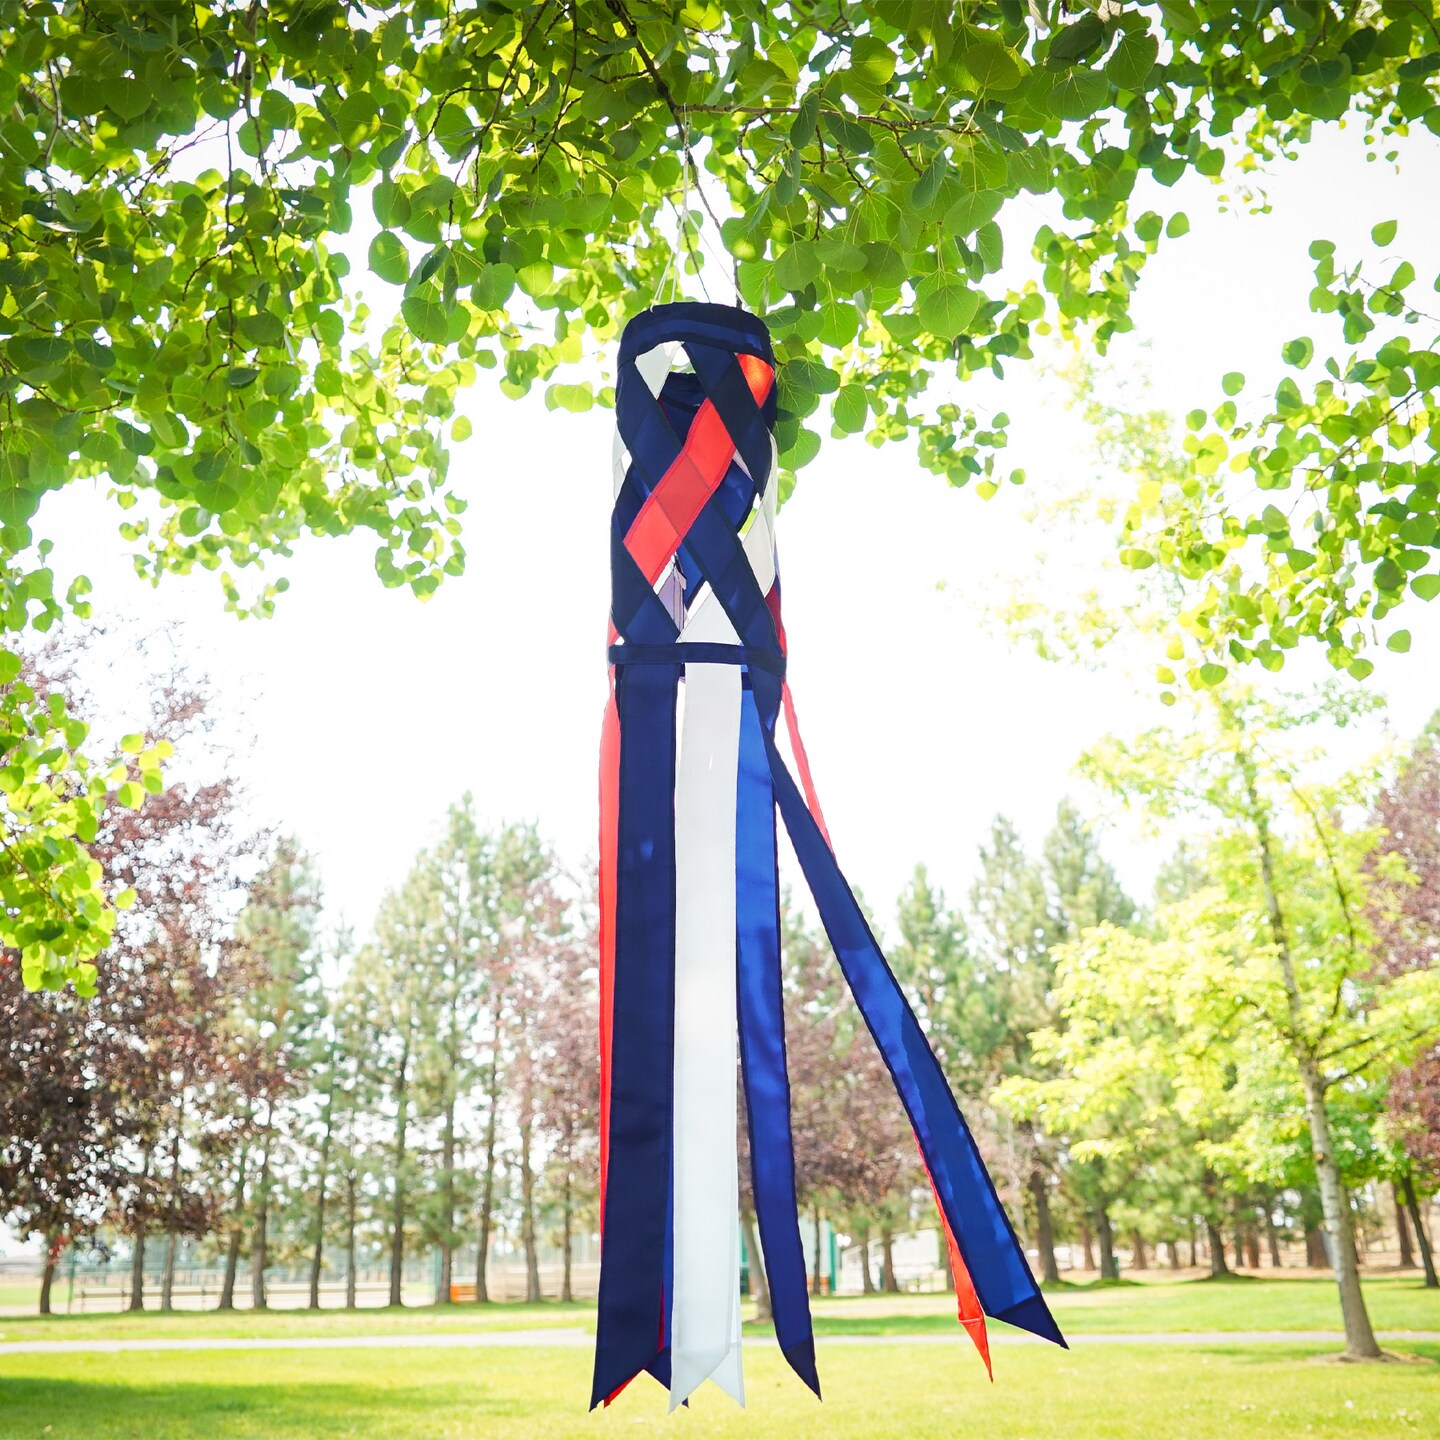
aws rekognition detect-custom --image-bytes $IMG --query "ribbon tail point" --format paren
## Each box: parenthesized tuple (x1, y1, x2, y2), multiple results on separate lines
(992, 1293, 1068, 1349)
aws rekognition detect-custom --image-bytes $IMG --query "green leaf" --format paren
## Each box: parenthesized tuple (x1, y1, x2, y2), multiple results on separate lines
(832, 383, 867, 434)
(821, 108, 873, 155)
(1281, 336, 1314, 368)
(1411, 574, 1440, 601)
(401, 295, 466, 345)
(1107, 29, 1159, 91)
(915, 274, 980, 337)
(780, 425, 821, 469)
(1047, 13, 1106, 68)
(944, 190, 1004, 236)
(1371, 219, 1397, 246)
(1197, 662, 1228, 687)
(471, 262, 516, 310)
(369, 231, 410, 285)
(963, 37, 1023, 91)
(226, 367, 259, 389)
(775, 241, 821, 292)
(1387, 629, 1412, 653)
(1166, 212, 1190, 239)
(1222, 372, 1244, 396)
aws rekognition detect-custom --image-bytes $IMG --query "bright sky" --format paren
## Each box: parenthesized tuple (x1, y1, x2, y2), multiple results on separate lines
(36, 122, 1440, 939)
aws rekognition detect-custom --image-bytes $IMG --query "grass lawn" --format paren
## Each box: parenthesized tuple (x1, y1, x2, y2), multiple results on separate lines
(809, 1275, 1440, 1338)
(0, 1284, 38, 1311)
(0, 1275, 1436, 1344)
(0, 1340, 1436, 1438)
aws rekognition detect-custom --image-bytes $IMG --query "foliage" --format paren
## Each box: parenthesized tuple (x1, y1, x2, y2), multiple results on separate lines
(1120, 219, 1440, 679)
(3, 3, 1439, 984)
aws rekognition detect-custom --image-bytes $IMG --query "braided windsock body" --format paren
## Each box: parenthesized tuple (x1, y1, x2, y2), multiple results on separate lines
(594, 302, 1064, 1411)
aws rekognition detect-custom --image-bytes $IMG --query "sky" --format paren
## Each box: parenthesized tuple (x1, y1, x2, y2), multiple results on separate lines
(33, 121, 1440, 943)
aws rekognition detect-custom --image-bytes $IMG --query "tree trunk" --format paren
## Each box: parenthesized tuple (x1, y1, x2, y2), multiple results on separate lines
(161, 1231, 179, 1311)
(1130, 1230, 1148, 1271)
(218, 1133, 250, 1311)
(880, 1225, 899, 1294)
(1305, 1224, 1327, 1268)
(1395, 1182, 1416, 1268)
(1264, 1201, 1284, 1268)
(219, 1226, 242, 1309)
(389, 1028, 413, 1309)
(1233, 1217, 1246, 1270)
(437, 1092, 457, 1305)
(519, 1106, 540, 1304)
(1402, 1173, 1438, 1289)
(1029, 1168, 1061, 1284)
(344, 1172, 359, 1309)
(1246, 767, 1380, 1359)
(1096, 1206, 1118, 1281)
(1205, 1216, 1230, 1278)
(812, 1206, 825, 1296)
(741, 1205, 771, 1325)
(1245, 1226, 1261, 1271)
(1168, 1239, 1182, 1271)
(560, 1160, 574, 1304)
(859, 1226, 876, 1295)
(475, 1040, 502, 1303)
(1079, 1219, 1095, 1272)
(1188, 1218, 1198, 1268)
(309, 1066, 338, 1310)
(128, 1228, 146, 1312)
(251, 1132, 271, 1311)
(38, 1237, 58, 1316)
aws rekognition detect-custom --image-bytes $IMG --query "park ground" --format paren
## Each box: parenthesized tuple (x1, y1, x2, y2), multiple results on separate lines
(0, 1275, 1436, 1438)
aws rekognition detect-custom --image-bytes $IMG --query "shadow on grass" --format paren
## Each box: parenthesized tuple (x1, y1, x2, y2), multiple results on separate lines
(0, 1375, 533, 1438)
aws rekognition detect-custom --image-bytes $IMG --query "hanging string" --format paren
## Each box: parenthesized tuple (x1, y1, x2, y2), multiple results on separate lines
(653, 109, 742, 309)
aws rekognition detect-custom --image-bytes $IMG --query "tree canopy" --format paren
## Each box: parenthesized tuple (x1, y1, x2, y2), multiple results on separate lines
(4, 1, 1440, 986)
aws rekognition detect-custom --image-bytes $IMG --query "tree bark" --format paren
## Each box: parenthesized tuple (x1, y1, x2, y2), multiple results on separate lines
(519, 1104, 541, 1304)
(1402, 1173, 1438, 1289)
(1167, 1239, 1181, 1271)
(741, 1204, 770, 1324)
(858, 1226, 876, 1295)
(812, 1206, 825, 1296)
(1246, 765, 1380, 1358)
(1395, 1182, 1416, 1268)
(1205, 1216, 1230, 1278)
(309, 1062, 338, 1310)
(1080, 1219, 1095, 1272)
(1029, 1168, 1061, 1284)
(161, 1115, 184, 1312)
(38, 1237, 58, 1317)
(437, 1090, 457, 1305)
(1130, 1230, 1148, 1271)
(344, 1171, 359, 1309)
(1264, 1200, 1284, 1268)
(560, 1158, 574, 1303)
(161, 1231, 178, 1311)
(880, 1225, 899, 1294)
(251, 1126, 272, 1311)
(218, 1131, 250, 1311)
(475, 1032, 502, 1303)
(389, 1026, 414, 1309)
(1096, 1206, 1118, 1281)
(128, 1228, 146, 1312)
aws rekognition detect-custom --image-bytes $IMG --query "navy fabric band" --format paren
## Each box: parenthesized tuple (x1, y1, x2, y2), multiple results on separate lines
(736, 690, 819, 1397)
(592, 664, 680, 1405)
(608, 642, 785, 677)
